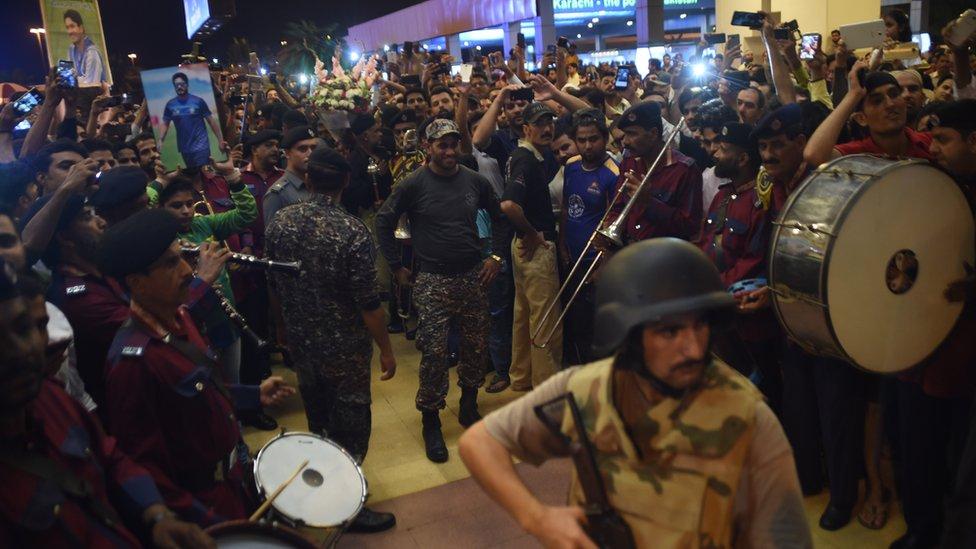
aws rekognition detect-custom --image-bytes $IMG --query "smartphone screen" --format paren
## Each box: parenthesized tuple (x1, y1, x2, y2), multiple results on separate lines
(57, 60, 77, 88)
(614, 67, 631, 90)
(13, 88, 44, 114)
(705, 33, 727, 45)
(800, 33, 821, 59)
(517, 33, 526, 49)
(731, 11, 764, 29)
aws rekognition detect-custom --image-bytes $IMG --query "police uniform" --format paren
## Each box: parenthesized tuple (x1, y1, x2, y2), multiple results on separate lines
(261, 126, 317, 228)
(265, 148, 378, 463)
(97, 209, 260, 526)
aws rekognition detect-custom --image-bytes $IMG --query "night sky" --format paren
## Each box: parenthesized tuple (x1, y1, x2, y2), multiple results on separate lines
(0, 0, 424, 83)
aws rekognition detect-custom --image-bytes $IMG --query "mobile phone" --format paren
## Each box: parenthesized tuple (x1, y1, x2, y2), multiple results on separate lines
(227, 95, 249, 106)
(401, 74, 421, 88)
(268, 72, 278, 85)
(557, 36, 570, 49)
(12, 118, 31, 138)
(614, 66, 631, 90)
(705, 33, 727, 45)
(800, 33, 821, 60)
(731, 11, 764, 29)
(101, 95, 124, 108)
(727, 33, 741, 50)
(510, 87, 534, 101)
(773, 27, 791, 40)
(404, 41, 414, 57)
(517, 33, 526, 50)
(57, 60, 77, 88)
(12, 88, 44, 114)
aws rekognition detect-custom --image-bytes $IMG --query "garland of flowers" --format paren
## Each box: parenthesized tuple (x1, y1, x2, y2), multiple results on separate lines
(308, 53, 378, 113)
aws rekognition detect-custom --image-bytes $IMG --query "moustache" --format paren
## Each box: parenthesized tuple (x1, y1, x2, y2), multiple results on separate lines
(671, 359, 706, 372)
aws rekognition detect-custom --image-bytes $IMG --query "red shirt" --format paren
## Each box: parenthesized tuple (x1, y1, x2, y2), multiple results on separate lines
(240, 165, 284, 254)
(0, 380, 162, 547)
(104, 308, 259, 526)
(697, 181, 773, 289)
(834, 127, 934, 161)
(605, 150, 703, 243)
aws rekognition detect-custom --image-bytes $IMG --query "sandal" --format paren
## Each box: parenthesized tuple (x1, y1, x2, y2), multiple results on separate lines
(857, 488, 891, 530)
(486, 375, 511, 393)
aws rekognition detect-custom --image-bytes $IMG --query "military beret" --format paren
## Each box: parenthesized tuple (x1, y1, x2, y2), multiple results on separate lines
(282, 109, 309, 128)
(97, 209, 183, 279)
(308, 145, 352, 174)
(88, 166, 149, 212)
(717, 122, 760, 161)
(389, 109, 419, 127)
(751, 104, 804, 140)
(244, 130, 282, 155)
(255, 104, 275, 119)
(350, 112, 378, 135)
(522, 102, 556, 125)
(617, 101, 663, 131)
(280, 126, 317, 150)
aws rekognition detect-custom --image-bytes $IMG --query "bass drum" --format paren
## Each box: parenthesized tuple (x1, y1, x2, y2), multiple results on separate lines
(205, 520, 317, 548)
(769, 155, 974, 373)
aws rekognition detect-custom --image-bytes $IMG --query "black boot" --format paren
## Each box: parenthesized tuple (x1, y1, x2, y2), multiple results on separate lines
(458, 387, 482, 428)
(421, 410, 448, 463)
(347, 506, 396, 533)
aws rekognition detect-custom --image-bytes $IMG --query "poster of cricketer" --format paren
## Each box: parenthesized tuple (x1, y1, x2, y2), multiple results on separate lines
(142, 63, 226, 169)
(39, 0, 113, 87)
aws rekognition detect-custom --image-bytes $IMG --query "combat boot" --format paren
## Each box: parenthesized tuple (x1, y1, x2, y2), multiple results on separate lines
(422, 410, 448, 463)
(458, 387, 482, 428)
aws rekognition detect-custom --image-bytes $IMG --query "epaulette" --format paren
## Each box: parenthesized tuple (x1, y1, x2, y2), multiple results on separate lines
(107, 327, 152, 364)
(268, 180, 287, 193)
(64, 284, 87, 297)
(678, 155, 695, 167)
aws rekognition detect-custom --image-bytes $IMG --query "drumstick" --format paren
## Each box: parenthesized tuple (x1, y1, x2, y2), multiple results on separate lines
(249, 459, 309, 522)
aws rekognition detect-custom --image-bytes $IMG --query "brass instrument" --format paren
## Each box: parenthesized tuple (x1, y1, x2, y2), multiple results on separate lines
(180, 245, 302, 274)
(531, 117, 687, 349)
(366, 157, 382, 204)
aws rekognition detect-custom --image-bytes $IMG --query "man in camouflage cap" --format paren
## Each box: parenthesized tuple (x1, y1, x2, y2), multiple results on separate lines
(460, 238, 811, 548)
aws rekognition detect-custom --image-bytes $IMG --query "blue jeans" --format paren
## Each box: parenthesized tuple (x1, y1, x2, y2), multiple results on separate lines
(487, 263, 514, 379)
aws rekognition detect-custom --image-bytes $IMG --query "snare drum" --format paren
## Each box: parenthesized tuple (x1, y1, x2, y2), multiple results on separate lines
(253, 432, 367, 529)
(769, 155, 974, 373)
(205, 520, 317, 548)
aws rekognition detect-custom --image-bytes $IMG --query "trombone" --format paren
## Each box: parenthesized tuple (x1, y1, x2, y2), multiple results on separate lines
(531, 117, 686, 349)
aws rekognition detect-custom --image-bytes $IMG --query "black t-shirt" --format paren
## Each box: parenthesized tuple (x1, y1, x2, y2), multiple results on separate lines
(503, 145, 557, 237)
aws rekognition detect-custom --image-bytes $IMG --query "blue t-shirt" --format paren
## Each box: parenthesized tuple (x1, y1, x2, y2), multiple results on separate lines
(562, 155, 619, 260)
(163, 94, 212, 155)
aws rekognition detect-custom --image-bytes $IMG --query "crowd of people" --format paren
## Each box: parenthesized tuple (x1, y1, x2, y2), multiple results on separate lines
(0, 5, 974, 548)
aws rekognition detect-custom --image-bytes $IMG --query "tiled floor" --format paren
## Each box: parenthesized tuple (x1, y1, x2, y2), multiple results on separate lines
(243, 333, 905, 548)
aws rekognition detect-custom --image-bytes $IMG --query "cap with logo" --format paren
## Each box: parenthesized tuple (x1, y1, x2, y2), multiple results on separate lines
(522, 102, 556, 125)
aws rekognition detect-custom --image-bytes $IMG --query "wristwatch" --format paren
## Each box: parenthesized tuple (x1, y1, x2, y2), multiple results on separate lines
(489, 254, 505, 267)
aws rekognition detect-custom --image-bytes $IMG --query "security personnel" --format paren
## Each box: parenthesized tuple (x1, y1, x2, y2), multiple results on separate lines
(459, 239, 812, 548)
(265, 145, 397, 533)
(262, 126, 319, 227)
(97, 209, 294, 526)
(598, 102, 703, 246)
(0, 258, 215, 548)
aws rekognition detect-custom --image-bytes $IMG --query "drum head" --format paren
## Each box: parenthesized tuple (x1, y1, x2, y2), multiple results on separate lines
(205, 520, 317, 548)
(254, 432, 366, 528)
(826, 163, 975, 373)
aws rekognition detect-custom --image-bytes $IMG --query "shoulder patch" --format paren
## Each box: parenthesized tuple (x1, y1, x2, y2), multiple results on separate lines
(108, 326, 152, 365)
(121, 346, 145, 357)
(65, 284, 87, 296)
(268, 180, 287, 193)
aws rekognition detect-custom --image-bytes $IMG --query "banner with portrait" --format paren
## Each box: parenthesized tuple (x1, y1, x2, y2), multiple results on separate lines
(39, 0, 113, 86)
(142, 63, 227, 170)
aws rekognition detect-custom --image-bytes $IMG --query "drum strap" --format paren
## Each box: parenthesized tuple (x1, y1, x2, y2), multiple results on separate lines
(709, 192, 734, 271)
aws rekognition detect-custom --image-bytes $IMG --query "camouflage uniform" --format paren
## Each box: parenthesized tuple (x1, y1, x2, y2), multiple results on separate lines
(265, 194, 378, 462)
(414, 267, 489, 410)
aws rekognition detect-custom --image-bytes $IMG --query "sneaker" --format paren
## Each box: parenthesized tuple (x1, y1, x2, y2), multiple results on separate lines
(347, 507, 396, 533)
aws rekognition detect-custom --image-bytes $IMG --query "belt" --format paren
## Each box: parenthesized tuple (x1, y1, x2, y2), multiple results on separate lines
(417, 258, 481, 275)
(516, 231, 557, 242)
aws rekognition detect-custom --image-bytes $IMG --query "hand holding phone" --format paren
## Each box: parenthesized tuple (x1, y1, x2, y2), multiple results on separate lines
(614, 67, 631, 90)
(800, 33, 822, 60)
(517, 33, 526, 50)
(731, 11, 764, 29)
(12, 88, 44, 115)
(57, 60, 77, 88)
(510, 87, 534, 102)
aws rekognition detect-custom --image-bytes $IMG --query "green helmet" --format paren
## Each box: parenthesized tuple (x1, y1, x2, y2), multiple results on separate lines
(592, 238, 735, 356)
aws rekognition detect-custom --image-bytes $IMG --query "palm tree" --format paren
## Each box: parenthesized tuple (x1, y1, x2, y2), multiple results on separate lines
(277, 19, 346, 74)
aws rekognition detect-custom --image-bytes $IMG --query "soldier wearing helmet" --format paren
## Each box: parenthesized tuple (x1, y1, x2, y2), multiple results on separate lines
(459, 238, 811, 548)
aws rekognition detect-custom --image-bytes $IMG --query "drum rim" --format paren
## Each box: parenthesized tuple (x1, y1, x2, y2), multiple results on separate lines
(253, 431, 368, 528)
(204, 519, 318, 548)
(769, 155, 929, 372)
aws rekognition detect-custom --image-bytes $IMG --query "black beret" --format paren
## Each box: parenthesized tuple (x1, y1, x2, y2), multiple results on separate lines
(751, 103, 803, 140)
(308, 146, 352, 173)
(717, 122, 760, 161)
(97, 209, 183, 279)
(389, 109, 419, 127)
(617, 101, 663, 131)
(244, 130, 282, 155)
(255, 104, 275, 119)
(282, 109, 309, 128)
(88, 166, 149, 212)
(280, 126, 318, 150)
(350, 113, 377, 135)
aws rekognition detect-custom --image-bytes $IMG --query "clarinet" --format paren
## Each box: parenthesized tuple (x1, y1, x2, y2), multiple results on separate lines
(212, 282, 269, 350)
(180, 245, 301, 275)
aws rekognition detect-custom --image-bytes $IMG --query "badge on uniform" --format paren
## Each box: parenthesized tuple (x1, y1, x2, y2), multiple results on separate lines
(65, 284, 87, 296)
(121, 346, 144, 357)
(770, 119, 782, 131)
(627, 113, 637, 122)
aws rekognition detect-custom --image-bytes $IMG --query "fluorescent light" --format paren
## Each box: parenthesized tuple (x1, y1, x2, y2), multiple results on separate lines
(627, 20, 633, 26)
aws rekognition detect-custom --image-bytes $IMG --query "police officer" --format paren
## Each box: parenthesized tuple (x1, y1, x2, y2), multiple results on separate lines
(459, 239, 811, 548)
(262, 126, 318, 227)
(376, 119, 508, 463)
(265, 145, 397, 533)
(0, 258, 215, 547)
(97, 209, 294, 526)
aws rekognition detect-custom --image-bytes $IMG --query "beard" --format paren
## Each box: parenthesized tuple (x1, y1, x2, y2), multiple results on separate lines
(73, 232, 101, 264)
(713, 158, 737, 179)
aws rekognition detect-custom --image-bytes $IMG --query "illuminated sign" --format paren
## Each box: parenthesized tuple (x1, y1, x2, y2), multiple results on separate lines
(553, 0, 636, 11)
